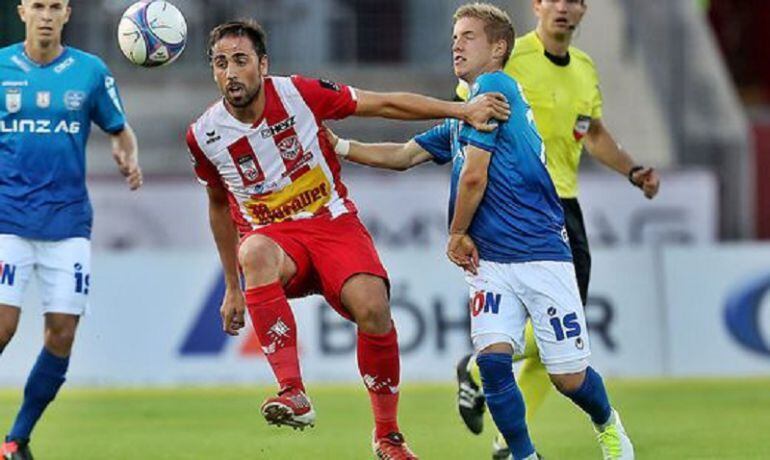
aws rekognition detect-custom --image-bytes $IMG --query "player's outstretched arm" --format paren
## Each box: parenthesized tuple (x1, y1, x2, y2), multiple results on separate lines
(447, 145, 491, 275)
(110, 123, 143, 190)
(324, 126, 432, 171)
(206, 186, 246, 336)
(354, 90, 510, 132)
(584, 119, 660, 199)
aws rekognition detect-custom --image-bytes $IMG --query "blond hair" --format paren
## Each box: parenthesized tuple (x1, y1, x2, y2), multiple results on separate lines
(454, 3, 515, 66)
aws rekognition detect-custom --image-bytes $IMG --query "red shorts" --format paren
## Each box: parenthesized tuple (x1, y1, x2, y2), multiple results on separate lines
(244, 213, 389, 320)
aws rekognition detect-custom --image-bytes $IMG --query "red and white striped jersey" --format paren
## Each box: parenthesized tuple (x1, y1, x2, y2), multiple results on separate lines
(186, 75, 359, 234)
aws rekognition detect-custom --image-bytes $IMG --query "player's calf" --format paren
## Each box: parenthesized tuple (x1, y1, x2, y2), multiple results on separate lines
(476, 351, 538, 460)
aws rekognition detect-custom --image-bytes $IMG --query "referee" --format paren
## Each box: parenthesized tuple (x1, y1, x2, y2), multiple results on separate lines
(455, 1, 659, 458)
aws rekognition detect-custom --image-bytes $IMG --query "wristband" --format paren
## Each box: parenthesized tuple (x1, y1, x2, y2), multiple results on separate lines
(628, 165, 644, 187)
(335, 138, 350, 157)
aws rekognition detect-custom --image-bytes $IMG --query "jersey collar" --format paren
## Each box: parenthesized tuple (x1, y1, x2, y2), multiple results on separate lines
(16, 42, 71, 69)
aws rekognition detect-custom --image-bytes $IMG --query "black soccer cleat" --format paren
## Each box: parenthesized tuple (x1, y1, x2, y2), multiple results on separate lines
(1, 438, 33, 460)
(456, 353, 486, 435)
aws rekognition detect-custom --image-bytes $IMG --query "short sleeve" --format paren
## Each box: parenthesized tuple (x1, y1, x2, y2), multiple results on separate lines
(291, 75, 358, 120)
(455, 79, 470, 102)
(414, 120, 453, 165)
(90, 59, 126, 134)
(186, 125, 223, 189)
(459, 75, 501, 153)
(591, 78, 603, 120)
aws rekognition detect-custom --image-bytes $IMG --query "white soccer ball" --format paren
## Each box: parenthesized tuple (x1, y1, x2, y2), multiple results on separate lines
(117, 1, 187, 67)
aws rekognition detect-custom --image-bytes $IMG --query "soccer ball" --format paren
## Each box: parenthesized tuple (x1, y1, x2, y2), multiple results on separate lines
(117, 1, 187, 67)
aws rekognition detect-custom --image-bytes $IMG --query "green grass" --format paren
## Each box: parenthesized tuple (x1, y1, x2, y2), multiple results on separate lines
(1, 379, 769, 459)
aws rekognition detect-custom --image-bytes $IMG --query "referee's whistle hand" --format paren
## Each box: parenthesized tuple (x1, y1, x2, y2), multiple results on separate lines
(632, 167, 660, 199)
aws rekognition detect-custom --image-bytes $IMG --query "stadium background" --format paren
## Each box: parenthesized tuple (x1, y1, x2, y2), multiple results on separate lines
(1, 0, 769, 458)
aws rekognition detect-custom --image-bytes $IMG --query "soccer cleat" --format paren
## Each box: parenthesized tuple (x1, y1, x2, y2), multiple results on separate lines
(372, 431, 418, 460)
(456, 353, 486, 435)
(595, 409, 634, 460)
(1, 439, 33, 460)
(260, 386, 316, 430)
(492, 432, 511, 459)
(493, 433, 544, 460)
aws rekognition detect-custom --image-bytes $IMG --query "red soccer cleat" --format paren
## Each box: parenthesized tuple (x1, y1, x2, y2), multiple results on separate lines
(260, 387, 316, 430)
(1, 439, 33, 460)
(372, 431, 419, 460)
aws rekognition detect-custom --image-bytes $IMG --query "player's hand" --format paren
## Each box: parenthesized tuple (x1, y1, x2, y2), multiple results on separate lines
(220, 288, 247, 336)
(447, 233, 480, 275)
(322, 124, 339, 149)
(464, 93, 510, 132)
(111, 130, 143, 191)
(631, 167, 660, 199)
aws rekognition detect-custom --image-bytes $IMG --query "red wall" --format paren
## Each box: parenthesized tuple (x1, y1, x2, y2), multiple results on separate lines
(755, 123, 770, 239)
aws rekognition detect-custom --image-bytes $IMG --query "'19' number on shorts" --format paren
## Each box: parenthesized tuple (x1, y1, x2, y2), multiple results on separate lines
(549, 313, 581, 341)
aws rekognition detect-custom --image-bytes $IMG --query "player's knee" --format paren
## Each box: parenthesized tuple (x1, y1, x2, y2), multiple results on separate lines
(44, 325, 77, 355)
(349, 295, 390, 333)
(238, 235, 282, 274)
(0, 323, 17, 351)
(549, 369, 587, 394)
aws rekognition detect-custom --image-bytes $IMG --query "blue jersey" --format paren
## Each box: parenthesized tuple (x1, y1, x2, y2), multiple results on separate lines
(415, 71, 571, 264)
(0, 44, 126, 240)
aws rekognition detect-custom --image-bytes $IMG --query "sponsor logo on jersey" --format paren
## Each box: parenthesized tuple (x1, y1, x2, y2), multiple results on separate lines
(205, 130, 221, 145)
(64, 90, 86, 111)
(277, 135, 303, 161)
(0, 261, 17, 286)
(245, 165, 331, 225)
(10, 55, 31, 73)
(36, 91, 51, 109)
(53, 57, 75, 74)
(1, 81, 28, 87)
(573, 114, 591, 141)
(104, 76, 123, 113)
(5, 88, 21, 113)
(0, 119, 81, 134)
(260, 116, 296, 139)
(319, 79, 341, 92)
(470, 291, 502, 316)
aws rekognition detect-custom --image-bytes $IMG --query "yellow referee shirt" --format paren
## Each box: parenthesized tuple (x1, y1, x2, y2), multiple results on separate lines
(457, 31, 602, 198)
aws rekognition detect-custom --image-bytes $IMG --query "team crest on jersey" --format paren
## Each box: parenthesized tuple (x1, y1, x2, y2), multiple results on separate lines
(5, 88, 22, 113)
(237, 155, 262, 183)
(573, 115, 591, 141)
(36, 91, 51, 109)
(277, 135, 304, 161)
(64, 91, 86, 111)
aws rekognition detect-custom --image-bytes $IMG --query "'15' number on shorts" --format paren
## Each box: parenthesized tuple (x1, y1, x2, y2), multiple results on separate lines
(550, 312, 581, 341)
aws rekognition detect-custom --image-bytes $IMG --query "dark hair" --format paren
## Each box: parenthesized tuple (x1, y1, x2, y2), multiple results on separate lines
(208, 20, 268, 59)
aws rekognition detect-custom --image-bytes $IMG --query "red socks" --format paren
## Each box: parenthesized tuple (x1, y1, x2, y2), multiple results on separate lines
(245, 282, 304, 392)
(357, 324, 401, 437)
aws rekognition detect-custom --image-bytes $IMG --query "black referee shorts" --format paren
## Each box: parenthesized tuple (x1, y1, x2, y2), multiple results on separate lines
(561, 198, 591, 306)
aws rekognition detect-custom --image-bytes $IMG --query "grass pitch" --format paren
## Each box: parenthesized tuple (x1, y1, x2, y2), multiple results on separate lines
(1, 378, 769, 459)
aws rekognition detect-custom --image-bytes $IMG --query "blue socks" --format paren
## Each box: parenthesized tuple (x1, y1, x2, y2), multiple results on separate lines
(8, 348, 69, 441)
(561, 366, 612, 425)
(476, 353, 535, 460)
